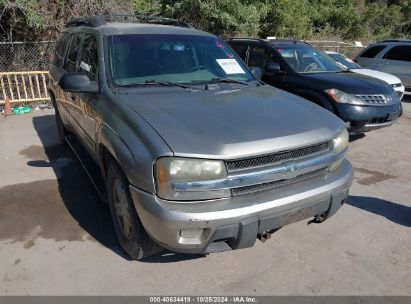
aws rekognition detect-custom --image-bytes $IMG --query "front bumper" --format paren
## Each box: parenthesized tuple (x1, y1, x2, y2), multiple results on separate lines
(130, 159, 353, 254)
(336, 102, 403, 133)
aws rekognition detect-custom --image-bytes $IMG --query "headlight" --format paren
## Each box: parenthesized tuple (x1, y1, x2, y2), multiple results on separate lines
(332, 128, 349, 155)
(325, 89, 364, 105)
(329, 128, 349, 171)
(155, 157, 230, 201)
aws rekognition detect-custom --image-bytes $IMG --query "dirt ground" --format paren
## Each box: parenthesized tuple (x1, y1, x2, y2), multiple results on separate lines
(0, 97, 410, 295)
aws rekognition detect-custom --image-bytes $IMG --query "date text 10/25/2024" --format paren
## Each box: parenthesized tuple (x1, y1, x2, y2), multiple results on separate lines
(149, 297, 257, 303)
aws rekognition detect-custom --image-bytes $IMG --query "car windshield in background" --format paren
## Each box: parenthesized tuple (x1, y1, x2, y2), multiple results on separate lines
(109, 34, 255, 86)
(276, 46, 343, 74)
(328, 53, 361, 70)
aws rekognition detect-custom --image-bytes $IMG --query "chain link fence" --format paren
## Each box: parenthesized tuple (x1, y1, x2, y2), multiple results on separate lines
(0, 41, 55, 110)
(305, 40, 365, 58)
(0, 41, 56, 72)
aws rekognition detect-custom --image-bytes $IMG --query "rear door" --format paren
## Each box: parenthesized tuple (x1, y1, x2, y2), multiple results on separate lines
(376, 45, 411, 88)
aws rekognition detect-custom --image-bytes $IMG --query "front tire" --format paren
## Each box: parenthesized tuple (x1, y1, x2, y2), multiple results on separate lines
(107, 161, 162, 260)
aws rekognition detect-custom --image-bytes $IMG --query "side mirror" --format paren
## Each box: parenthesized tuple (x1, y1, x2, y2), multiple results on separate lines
(264, 63, 283, 75)
(250, 67, 262, 80)
(59, 73, 98, 94)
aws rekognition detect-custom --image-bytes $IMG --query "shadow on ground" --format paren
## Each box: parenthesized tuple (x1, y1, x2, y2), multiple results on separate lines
(348, 195, 411, 227)
(23, 113, 204, 262)
(401, 95, 411, 103)
(349, 133, 365, 142)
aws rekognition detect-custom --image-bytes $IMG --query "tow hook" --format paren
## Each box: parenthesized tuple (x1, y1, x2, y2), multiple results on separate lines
(257, 231, 271, 243)
(313, 213, 326, 223)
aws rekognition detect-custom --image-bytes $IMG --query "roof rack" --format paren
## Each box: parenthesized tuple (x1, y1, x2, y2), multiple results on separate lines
(66, 14, 194, 29)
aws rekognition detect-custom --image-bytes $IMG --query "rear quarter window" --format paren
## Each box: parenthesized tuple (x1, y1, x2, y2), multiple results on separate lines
(384, 45, 411, 62)
(359, 45, 386, 58)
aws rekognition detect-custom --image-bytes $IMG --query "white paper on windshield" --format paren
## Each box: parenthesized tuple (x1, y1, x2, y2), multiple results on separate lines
(216, 59, 246, 74)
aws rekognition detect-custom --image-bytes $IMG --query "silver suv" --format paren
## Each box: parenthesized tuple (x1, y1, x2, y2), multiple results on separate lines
(355, 39, 411, 91)
(49, 15, 353, 260)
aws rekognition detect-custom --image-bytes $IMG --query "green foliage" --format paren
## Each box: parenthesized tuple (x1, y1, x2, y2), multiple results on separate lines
(0, 0, 409, 41)
(260, 0, 312, 39)
(137, 0, 263, 37)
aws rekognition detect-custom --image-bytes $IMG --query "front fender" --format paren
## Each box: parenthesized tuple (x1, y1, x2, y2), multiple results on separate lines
(98, 123, 136, 182)
(295, 89, 336, 114)
(97, 121, 172, 194)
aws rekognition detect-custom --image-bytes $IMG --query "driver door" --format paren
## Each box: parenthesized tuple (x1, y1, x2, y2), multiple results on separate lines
(247, 46, 293, 91)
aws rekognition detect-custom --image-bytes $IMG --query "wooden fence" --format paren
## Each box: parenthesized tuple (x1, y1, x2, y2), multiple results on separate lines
(0, 71, 50, 104)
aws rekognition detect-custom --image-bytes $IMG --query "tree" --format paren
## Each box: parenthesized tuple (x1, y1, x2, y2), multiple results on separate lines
(260, 0, 312, 39)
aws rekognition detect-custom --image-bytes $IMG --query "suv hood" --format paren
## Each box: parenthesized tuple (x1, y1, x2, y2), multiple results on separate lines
(351, 68, 402, 86)
(302, 72, 394, 94)
(120, 85, 343, 159)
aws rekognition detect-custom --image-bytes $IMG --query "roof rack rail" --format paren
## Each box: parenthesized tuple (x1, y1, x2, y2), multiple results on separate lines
(377, 38, 411, 43)
(65, 14, 194, 29)
(226, 37, 267, 43)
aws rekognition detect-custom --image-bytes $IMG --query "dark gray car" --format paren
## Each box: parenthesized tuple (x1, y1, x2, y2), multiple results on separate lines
(48, 15, 353, 260)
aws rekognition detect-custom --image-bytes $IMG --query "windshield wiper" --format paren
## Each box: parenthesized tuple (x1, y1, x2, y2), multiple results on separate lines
(145, 79, 200, 90)
(208, 77, 251, 86)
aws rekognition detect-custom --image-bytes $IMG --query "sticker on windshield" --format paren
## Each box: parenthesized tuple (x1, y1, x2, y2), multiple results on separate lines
(173, 43, 185, 51)
(216, 59, 246, 74)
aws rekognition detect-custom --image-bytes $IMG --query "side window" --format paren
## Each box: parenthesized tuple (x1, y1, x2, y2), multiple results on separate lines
(230, 44, 248, 61)
(248, 46, 277, 69)
(359, 45, 386, 58)
(384, 46, 411, 62)
(53, 33, 69, 67)
(79, 34, 99, 81)
(64, 33, 83, 72)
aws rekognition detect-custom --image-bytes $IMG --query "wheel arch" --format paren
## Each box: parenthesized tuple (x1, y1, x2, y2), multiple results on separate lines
(98, 124, 136, 183)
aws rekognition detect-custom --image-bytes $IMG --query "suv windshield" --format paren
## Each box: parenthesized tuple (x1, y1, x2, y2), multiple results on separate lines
(109, 34, 255, 86)
(328, 53, 361, 70)
(275, 45, 343, 74)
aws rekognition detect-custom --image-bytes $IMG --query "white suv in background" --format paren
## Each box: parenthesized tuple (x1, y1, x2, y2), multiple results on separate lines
(354, 39, 411, 93)
(326, 51, 405, 99)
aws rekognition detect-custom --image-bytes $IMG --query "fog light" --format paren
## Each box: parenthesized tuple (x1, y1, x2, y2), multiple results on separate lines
(178, 228, 206, 245)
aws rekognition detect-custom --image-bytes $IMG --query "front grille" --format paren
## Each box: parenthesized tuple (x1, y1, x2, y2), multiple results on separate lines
(231, 167, 327, 196)
(354, 94, 387, 105)
(368, 117, 387, 124)
(226, 142, 329, 172)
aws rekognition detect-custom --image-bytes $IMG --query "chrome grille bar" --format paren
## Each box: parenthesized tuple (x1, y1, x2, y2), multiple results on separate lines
(172, 150, 345, 193)
(231, 167, 327, 196)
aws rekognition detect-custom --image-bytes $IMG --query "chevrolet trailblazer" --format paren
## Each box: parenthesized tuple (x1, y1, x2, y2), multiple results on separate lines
(49, 15, 353, 260)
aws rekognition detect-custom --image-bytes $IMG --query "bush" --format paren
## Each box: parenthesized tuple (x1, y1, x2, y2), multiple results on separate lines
(0, 0, 409, 41)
